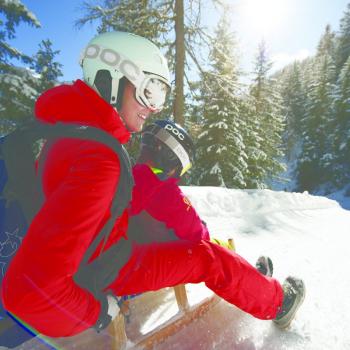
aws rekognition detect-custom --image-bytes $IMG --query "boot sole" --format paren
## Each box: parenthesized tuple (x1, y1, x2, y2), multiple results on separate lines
(256, 256, 273, 277)
(274, 278, 306, 330)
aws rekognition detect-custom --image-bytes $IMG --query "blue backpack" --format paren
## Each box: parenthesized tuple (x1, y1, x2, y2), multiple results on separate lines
(0, 120, 134, 348)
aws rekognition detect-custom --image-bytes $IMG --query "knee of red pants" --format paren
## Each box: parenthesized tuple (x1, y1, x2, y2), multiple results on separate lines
(108, 240, 218, 295)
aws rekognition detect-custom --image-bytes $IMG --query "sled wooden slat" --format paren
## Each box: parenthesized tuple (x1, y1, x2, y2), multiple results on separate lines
(134, 294, 220, 350)
(108, 313, 127, 350)
(174, 284, 189, 311)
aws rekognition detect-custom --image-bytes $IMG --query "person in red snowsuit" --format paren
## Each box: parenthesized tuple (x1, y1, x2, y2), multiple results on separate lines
(108, 120, 284, 319)
(129, 164, 210, 244)
(1, 31, 172, 337)
(112, 120, 304, 330)
(2, 32, 304, 340)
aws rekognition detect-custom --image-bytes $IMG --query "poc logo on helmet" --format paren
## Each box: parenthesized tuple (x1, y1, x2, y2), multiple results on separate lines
(165, 124, 184, 140)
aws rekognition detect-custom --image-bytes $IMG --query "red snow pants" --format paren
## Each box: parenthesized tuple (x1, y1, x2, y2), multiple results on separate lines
(108, 240, 284, 320)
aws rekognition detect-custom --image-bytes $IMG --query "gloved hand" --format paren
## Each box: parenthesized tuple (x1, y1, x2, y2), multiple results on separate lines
(94, 294, 120, 332)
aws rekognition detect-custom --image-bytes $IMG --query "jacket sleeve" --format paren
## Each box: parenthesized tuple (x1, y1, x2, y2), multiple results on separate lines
(2, 140, 121, 337)
(146, 182, 210, 242)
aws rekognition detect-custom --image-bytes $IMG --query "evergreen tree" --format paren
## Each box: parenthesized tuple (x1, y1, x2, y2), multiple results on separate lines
(271, 8, 350, 194)
(0, 39, 63, 133)
(336, 3, 350, 75)
(77, 0, 169, 43)
(272, 61, 308, 190)
(332, 55, 350, 187)
(0, 0, 40, 73)
(297, 48, 336, 191)
(0, 66, 38, 131)
(316, 24, 336, 63)
(280, 62, 306, 159)
(31, 39, 63, 93)
(191, 12, 247, 188)
(0, 1, 40, 133)
(247, 41, 285, 188)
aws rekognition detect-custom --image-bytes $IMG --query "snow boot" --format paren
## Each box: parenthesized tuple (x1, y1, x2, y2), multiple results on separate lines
(256, 256, 273, 277)
(273, 276, 306, 329)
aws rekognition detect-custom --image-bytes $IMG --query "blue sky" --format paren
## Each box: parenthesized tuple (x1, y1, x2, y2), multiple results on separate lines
(10, 0, 350, 81)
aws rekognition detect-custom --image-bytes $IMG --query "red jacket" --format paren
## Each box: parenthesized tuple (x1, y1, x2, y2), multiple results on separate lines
(2, 80, 131, 337)
(130, 164, 210, 242)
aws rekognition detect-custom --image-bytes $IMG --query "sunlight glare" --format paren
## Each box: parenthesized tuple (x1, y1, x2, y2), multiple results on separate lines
(240, 0, 288, 35)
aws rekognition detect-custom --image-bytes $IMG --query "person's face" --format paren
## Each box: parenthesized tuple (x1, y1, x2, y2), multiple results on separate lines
(119, 81, 154, 133)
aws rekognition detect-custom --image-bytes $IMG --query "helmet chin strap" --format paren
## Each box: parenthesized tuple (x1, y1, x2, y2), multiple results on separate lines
(93, 70, 128, 112)
(94, 74, 135, 134)
(93, 70, 112, 104)
(114, 77, 127, 111)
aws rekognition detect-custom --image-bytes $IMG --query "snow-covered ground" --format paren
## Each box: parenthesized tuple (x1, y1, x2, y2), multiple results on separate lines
(9, 186, 350, 350)
(150, 186, 350, 350)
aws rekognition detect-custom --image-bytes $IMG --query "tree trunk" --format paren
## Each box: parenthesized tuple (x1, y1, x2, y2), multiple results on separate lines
(174, 0, 185, 125)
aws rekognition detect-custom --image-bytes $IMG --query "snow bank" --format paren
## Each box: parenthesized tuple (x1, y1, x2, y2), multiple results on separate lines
(181, 186, 340, 219)
(155, 186, 350, 350)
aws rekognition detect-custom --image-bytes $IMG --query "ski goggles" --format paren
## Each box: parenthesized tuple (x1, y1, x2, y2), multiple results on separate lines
(134, 74, 169, 112)
(81, 44, 170, 112)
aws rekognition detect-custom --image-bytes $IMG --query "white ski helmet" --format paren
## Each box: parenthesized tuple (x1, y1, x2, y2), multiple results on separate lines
(80, 31, 171, 112)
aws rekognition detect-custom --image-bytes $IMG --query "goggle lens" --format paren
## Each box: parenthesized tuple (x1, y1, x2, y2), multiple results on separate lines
(136, 75, 169, 112)
(143, 78, 168, 111)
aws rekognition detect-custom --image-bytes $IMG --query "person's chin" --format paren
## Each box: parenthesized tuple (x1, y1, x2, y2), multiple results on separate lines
(128, 119, 144, 133)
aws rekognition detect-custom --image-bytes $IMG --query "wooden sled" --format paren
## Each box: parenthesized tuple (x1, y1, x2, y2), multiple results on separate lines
(108, 285, 220, 350)
(108, 238, 235, 350)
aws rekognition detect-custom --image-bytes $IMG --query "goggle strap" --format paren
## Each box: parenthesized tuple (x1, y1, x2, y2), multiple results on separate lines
(154, 128, 191, 173)
(180, 163, 192, 176)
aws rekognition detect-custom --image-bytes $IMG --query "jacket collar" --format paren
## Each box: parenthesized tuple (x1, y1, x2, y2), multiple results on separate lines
(35, 79, 131, 144)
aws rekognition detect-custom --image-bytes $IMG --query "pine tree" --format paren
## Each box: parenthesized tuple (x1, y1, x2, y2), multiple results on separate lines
(336, 3, 350, 75)
(31, 39, 63, 93)
(271, 10, 350, 194)
(0, 66, 38, 131)
(272, 61, 308, 189)
(280, 62, 306, 159)
(191, 12, 247, 188)
(0, 38, 63, 133)
(247, 41, 285, 188)
(332, 55, 350, 187)
(316, 24, 336, 63)
(297, 45, 336, 192)
(77, 0, 169, 43)
(0, 1, 40, 133)
(0, 0, 40, 73)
